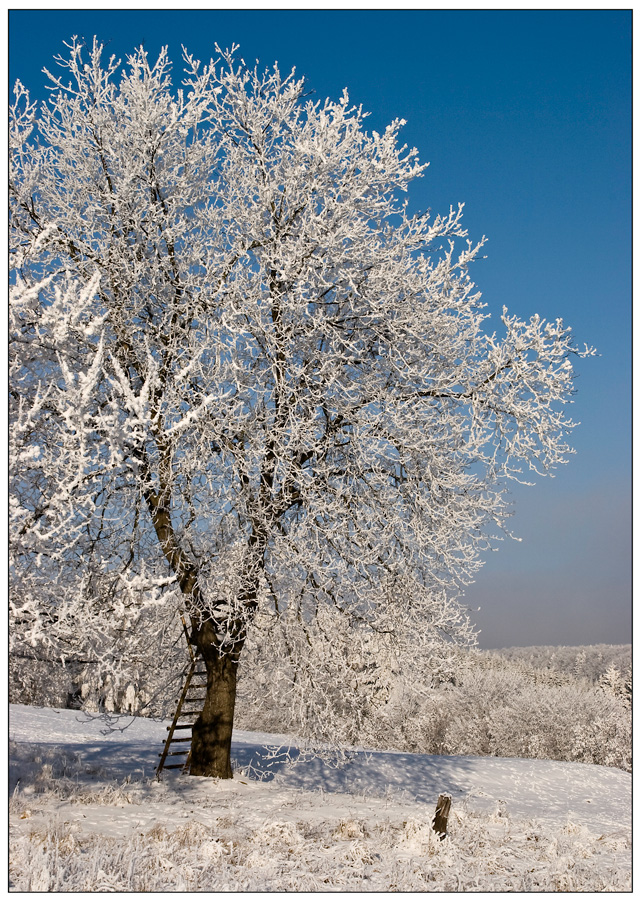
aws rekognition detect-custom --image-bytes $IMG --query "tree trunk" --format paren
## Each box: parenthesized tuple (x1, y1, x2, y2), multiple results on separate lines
(187, 543, 263, 778)
(189, 650, 239, 778)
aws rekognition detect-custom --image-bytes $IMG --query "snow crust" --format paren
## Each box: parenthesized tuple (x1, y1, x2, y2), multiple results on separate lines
(9, 704, 631, 891)
(10, 705, 631, 892)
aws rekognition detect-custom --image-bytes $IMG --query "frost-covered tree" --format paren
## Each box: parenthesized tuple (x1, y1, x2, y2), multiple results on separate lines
(10, 38, 594, 777)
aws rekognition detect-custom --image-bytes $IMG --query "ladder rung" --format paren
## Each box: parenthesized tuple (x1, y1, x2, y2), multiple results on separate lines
(155, 638, 203, 777)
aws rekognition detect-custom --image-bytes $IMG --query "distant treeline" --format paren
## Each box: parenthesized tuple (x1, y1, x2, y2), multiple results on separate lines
(492, 644, 631, 683)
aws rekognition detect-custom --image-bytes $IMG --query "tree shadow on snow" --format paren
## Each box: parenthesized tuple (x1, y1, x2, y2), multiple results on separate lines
(231, 741, 477, 805)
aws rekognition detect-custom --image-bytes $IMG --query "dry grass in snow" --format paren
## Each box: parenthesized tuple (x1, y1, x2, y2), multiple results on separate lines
(9, 705, 631, 892)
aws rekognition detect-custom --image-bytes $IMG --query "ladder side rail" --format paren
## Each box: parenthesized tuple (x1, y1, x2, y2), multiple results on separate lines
(156, 608, 207, 777)
(180, 610, 196, 663)
(157, 658, 198, 775)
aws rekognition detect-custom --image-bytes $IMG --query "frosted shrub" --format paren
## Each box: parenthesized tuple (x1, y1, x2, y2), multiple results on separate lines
(422, 665, 631, 771)
(234, 642, 631, 771)
(570, 712, 631, 771)
(9, 655, 72, 708)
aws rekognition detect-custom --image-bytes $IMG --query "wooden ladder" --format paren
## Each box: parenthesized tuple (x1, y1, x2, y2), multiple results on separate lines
(156, 618, 207, 777)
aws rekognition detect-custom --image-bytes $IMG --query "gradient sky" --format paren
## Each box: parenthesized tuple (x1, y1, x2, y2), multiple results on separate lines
(8, 9, 631, 649)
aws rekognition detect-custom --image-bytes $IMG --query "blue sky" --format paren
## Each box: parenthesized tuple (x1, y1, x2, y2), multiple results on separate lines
(9, 9, 631, 649)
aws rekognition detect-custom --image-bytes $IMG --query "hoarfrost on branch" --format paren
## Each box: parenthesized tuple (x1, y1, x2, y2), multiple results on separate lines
(9, 38, 594, 771)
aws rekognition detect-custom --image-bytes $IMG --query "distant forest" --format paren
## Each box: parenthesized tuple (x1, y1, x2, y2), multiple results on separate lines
(493, 644, 631, 683)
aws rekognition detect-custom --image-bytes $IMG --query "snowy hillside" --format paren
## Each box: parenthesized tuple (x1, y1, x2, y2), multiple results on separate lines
(9, 704, 631, 891)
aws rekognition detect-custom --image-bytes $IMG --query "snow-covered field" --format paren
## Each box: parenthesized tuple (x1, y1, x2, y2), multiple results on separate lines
(9, 704, 631, 891)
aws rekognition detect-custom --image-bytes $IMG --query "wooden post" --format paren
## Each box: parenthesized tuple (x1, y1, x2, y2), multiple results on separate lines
(432, 793, 451, 840)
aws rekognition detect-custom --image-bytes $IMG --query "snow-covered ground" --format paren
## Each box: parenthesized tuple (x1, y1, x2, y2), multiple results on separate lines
(9, 703, 631, 891)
